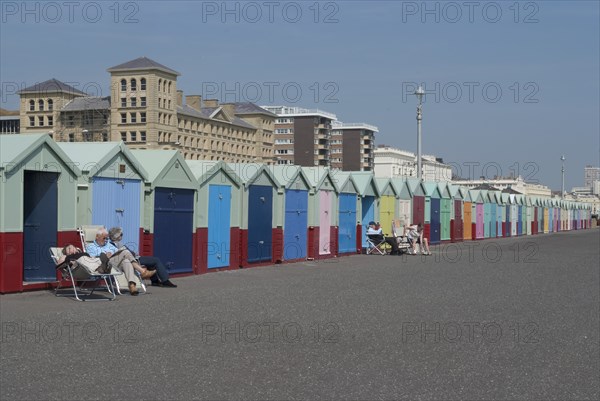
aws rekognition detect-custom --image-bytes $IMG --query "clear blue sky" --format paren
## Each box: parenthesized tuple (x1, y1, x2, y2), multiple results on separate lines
(1, 1, 598, 190)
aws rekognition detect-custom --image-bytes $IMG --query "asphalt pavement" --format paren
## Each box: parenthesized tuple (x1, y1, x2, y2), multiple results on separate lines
(1, 229, 599, 400)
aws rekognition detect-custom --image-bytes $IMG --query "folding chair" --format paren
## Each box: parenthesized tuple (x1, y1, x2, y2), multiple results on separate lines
(391, 220, 412, 254)
(50, 247, 120, 301)
(78, 225, 147, 295)
(366, 233, 387, 255)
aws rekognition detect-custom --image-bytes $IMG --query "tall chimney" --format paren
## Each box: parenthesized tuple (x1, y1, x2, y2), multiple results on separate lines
(203, 99, 219, 108)
(186, 95, 202, 111)
(222, 103, 236, 118)
(176, 90, 183, 107)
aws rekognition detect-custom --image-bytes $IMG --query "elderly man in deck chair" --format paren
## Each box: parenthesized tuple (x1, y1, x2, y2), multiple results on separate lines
(366, 221, 402, 255)
(86, 227, 156, 295)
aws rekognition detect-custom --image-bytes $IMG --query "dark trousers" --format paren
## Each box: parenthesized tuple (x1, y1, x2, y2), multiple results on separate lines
(368, 235, 400, 254)
(138, 256, 169, 283)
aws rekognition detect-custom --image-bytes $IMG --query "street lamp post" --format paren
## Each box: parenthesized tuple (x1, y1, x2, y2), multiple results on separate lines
(561, 155, 566, 198)
(414, 86, 425, 181)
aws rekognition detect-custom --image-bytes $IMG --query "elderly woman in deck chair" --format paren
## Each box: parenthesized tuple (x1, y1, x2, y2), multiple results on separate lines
(86, 227, 156, 295)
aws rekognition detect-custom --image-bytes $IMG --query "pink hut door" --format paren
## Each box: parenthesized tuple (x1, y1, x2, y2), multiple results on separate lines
(476, 203, 484, 239)
(319, 191, 332, 255)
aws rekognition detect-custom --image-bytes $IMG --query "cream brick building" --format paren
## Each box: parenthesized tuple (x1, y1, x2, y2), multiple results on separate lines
(18, 57, 276, 163)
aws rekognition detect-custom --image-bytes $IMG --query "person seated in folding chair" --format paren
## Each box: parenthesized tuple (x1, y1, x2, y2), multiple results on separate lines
(366, 221, 402, 255)
(86, 228, 156, 295)
(56, 244, 111, 275)
(403, 223, 432, 255)
(108, 226, 177, 288)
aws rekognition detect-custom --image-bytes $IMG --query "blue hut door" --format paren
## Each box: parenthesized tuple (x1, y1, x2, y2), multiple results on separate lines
(208, 185, 231, 269)
(154, 187, 194, 274)
(430, 198, 441, 244)
(338, 193, 357, 253)
(248, 185, 272, 263)
(23, 171, 58, 282)
(518, 206, 523, 235)
(361, 196, 375, 248)
(92, 177, 141, 253)
(284, 189, 308, 260)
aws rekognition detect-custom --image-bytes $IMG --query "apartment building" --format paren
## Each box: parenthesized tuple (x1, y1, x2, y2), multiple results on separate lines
(330, 121, 377, 171)
(18, 57, 276, 163)
(261, 106, 337, 167)
(373, 145, 452, 181)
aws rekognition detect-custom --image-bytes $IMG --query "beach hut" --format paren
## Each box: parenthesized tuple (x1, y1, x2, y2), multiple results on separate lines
(469, 189, 485, 240)
(423, 182, 442, 245)
(376, 177, 399, 237)
(542, 198, 550, 233)
(438, 182, 452, 242)
(187, 161, 242, 272)
(333, 172, 360, 255)
(58, 142, 148, 254)
(525, 196, 533, 236)
(0, 134, 81, 293)
(228, 163, 281, 266)
(406, 179, 427, 226)
(390, 178, 413, 229)
(462, 189, 473, 240)
(449, 184, 465, 242)
(302, 167, 339, 259)
(130, 150, 197, 274)
(352, 172, 381, 249)
(270, 166, 312, 262)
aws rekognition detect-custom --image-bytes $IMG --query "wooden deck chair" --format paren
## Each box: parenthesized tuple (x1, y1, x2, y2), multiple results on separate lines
(78, 225, 147, 295)
(50, 247, 119, 301)
(391, 220, 412, 253)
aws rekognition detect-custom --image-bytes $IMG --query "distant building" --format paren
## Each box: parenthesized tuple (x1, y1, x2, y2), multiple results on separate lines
(262, 106, 337, 167)
(373, 145, 452, 181)
(0, 116, 20, 134)
(454, 176, 552, 197)
(330, 121, 377, 171)
(584, 165, 600, 188)
(18, 57, 276, 163)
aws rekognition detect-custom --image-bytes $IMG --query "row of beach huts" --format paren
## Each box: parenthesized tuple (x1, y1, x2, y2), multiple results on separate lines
(0, 134, 594, 293)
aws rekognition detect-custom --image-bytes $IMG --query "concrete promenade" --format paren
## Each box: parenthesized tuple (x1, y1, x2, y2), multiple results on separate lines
(1, 229, 599, 400)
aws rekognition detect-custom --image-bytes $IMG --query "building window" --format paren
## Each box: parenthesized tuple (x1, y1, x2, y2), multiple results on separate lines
(48, 99, 53, 111)
(140, 131, 146, 141)
(121, 113, 127, 124)
(131, 97, 137, 107)
(102, 132, 108, 142)
(140, 78, 146, 90)
(120, 132, 127, 142)
(140, 112, 146, 123)
(121, 98, 127, 107)
(168, 100, 171, 109)
(130, 113, 137, 123)
(38, 99, 44, 111)
(67, 116, 75, 127)
(121, 79, 127, 91)
(38, 116, 44, 126)
(141, 97, 146, 107)
(130, 79, 137, 91)
(158, 79, 162, 92)
(29, 100, 35, 111)
(130, 131, 137, 142)
(68, 133, 74, 142)
(48, 116, 53, 126)
(29, 116, 35, 126)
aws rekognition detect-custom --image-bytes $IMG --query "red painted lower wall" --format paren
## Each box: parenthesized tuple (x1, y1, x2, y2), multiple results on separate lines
(140, 229, 154, 257)
(472, 223, 476, 240)
(272, 227, 283, 263)
(307, 226, 319, 259)
(330, 226, 338, 257)
(240, 229, 248, 267)
(356, 224, 362, 253)
(0, 232, 23, 293)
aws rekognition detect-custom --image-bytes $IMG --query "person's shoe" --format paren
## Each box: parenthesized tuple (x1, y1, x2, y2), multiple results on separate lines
(162, 280, 177, 288)
(140, 268, 157, 280)
(128, 282, 139, 296)
(151, 281, 163, 287)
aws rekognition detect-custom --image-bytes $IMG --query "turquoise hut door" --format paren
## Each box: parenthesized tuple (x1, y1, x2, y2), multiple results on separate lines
(361, 196, 375, 247)
(23, 171, 58, 282)
(92, 177, 141, 253)
(208, 185, 231, 268)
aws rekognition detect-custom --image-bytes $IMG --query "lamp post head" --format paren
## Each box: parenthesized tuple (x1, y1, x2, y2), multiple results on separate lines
(415, 86, 425, 105)
(560, 155, 565, 162)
